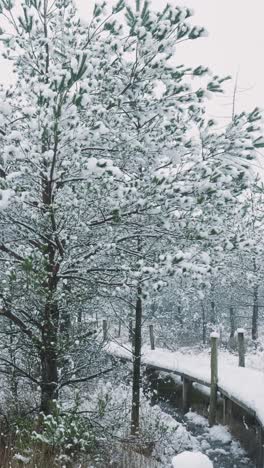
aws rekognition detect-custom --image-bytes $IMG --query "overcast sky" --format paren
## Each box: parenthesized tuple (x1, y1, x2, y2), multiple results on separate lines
(75, 0, 264, 121)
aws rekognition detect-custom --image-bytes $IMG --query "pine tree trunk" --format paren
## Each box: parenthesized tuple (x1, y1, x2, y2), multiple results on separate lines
(40, 301, 59, 414)
(40, 153, 61, 413)
(40, 179, 60, 414)
(131, 285, 142, 435)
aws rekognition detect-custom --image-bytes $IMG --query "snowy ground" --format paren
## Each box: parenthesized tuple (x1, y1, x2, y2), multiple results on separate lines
(172, 451, 213, 468)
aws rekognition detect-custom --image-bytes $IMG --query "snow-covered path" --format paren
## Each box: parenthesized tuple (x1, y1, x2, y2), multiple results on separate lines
(106, 342, 264, 427)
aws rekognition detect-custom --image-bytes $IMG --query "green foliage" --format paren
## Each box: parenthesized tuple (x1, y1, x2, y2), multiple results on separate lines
(32, 404, 95, 452)
(189, 26, 207, 40)
(193, 66, 209, 76)
(141, 0, 149, 20)
(69, 54, 88, 87)
(248, 107, 262, 123)
(21, 256, 33, 274)
(253, 136, 264, 148)
(18, 7, 33, 33)
(93, 1, 106, 18)
(125, 5, 136, 30)
(104, 20, 117, 33)
(24, 0, 41, 8)
(112, 208, 120, 223)
(0, 0, 14, 12)
(207, 75, 231, 93)
(177, 24, 190, 39)
(112, 0, 125, 14)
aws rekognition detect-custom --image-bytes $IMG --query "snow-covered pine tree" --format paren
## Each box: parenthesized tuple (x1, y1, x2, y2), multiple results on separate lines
(0, 0, 128, 414)
(0, 0, 262, 424)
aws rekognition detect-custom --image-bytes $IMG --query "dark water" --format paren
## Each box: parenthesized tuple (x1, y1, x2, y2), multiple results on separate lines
(160, 402, 255, 468)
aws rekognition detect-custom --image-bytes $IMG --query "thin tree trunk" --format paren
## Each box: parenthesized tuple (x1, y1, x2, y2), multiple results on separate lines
(131, 285, 142, 435)
(252, 256, 259, 341)
(78, 310, 82, 323)
(201, 303, 206, 344)
(177, 306, 183, 325)
(9, 323, 18, 404)
(210, 300, 216, 326)
(229, 306, 235, 338)
(252, 284, 259, 341)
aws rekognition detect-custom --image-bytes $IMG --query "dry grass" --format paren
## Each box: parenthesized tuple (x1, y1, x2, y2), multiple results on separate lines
(0, 443, 59, 468)
(0, 442, 164, 468)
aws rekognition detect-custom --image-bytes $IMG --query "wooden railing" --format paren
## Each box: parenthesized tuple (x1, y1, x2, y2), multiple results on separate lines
(102, 323, 264, 468)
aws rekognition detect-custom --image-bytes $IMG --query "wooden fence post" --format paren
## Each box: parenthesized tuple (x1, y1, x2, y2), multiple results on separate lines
(182, 377, 192, 413)
(103, 319, 108, 341)
(149, 324, 155, 350)
(209, 332, 218, 426)
(237, 328, 245, 367)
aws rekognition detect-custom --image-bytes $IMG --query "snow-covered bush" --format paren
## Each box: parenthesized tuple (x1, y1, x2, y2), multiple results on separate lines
(31, 404, 95, 453)
(6, 403, 97, 467)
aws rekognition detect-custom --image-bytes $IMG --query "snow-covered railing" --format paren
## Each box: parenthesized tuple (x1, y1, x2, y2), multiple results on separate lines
(104, 329, 264, 468)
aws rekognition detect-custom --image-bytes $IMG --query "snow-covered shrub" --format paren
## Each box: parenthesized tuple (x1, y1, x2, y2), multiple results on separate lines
(31, 403, 95, 453)
(1, 402, 98, 467)
(84, 381, 199, 465)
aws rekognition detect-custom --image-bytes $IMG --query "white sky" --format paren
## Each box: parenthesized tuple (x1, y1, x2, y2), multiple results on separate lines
(0, 0, 263, 121)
